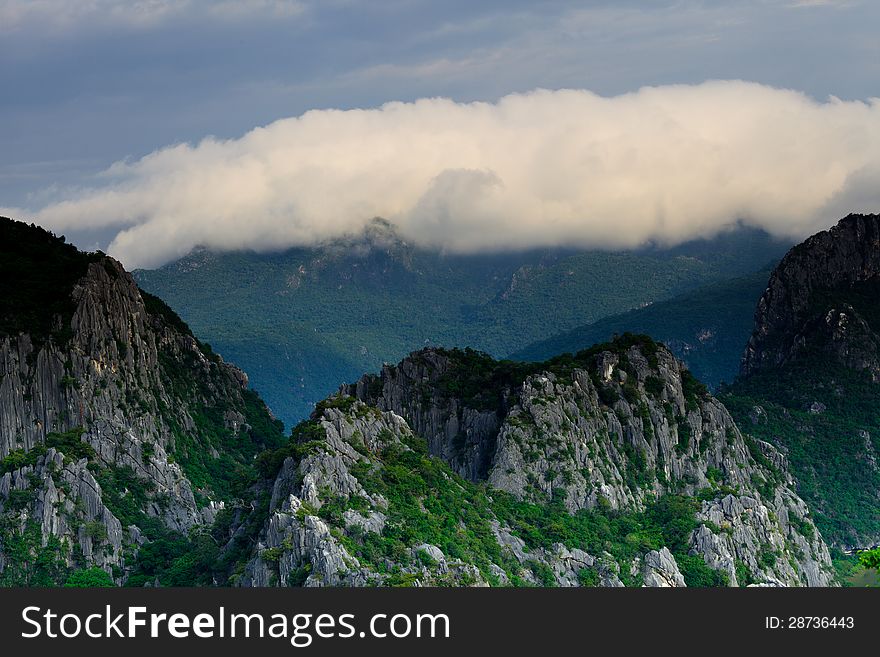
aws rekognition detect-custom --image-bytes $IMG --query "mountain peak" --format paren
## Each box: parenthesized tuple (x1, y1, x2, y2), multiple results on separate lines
(0, 215, 285, 585)
(321, 216, 409, 256)
(361, 216, 400, 241)
(741, 213, 880, 377)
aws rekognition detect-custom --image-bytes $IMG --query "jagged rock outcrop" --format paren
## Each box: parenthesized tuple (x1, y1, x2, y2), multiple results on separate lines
(728, 213, 880, 549)
(642, 548, 686, 587)
(0, 217, 283, 585)
(488, 521, 624, 587)
(238, 399, 638, 587)
(691, 489, 829, 587)
(344, 349, 504, 481)
(2, 260, 203, 521)
(239, 404, 491, 587)
(742, 213, 880, 376)
(246, 337, 835, 586)
(483, 352, 755, 513)
(0, 448, 128, 575)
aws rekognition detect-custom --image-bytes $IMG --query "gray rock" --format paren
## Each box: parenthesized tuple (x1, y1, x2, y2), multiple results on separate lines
(642, 548, 686, 587)
(342, 342, 835, 587)
(1, 255, 270, 582)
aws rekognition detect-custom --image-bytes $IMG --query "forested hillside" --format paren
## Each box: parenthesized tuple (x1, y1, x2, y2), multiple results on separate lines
(135, 219, 788, 424)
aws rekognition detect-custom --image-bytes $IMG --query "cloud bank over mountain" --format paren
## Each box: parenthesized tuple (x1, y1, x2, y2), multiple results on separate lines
(10, 80, 880, 268)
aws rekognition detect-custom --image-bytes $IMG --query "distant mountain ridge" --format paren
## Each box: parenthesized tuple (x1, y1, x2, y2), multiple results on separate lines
(511, 269, 774, 389)
(134, 218, 790, 425)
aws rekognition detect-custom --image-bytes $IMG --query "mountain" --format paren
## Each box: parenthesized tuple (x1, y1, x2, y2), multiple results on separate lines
(510, 269, 774, 389)
(742, 213, 880, 377)
(133, 219, 790, 426)
(236, 336, 833, 587)
(721, 214, 880, 547)
(0, 216, 286, 586)
(0, 216, 835, 586)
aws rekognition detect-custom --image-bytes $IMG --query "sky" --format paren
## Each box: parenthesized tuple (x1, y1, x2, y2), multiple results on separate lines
(1, 0, 879, 267)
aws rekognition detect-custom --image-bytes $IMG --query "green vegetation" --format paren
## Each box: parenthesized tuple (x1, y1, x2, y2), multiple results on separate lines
(675, 554, 728, 586)
(255, 419, 326, 480)
(90, 464, 154, 528)
(681, 369, 709, 409)
(859, 547, 880, 571)
(46, 427, 94, 462)
(512, 269, 777, 390)
(293, 426, 732, 587)
(154, 351, 287, 501)
(427, 333, 666, 414)
(492, 490, 724, 586)
(0, 447, 42, 476)
(342, 435, 507, 581)
(65, 567, 115, 587)
(134, 223, 788, 425)
(644, 376, 665, 397)
(577, 567, 599, 586)
(850, 548, 880, 586)
(830, 548, 880, 587)
(0, 520, 69, 586)
(1, 428, 92, 475)
(721, 360, 880, 545)
(108, 483, 276, 587)
(87, 460, 227, 587)
(140, 289, 195, 338)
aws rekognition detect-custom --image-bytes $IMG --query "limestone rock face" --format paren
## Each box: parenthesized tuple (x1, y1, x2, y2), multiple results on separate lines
(337, 340, 835, 587)
(238, 400, 633, 588)
(349, 346, 760, 514)
(0, 448, 126, 574)
(239, 404, 494, 587)
(344, 349, 503, 481)
(241, 337, 836, 587)
(642, 548, 686, 587)
(1, 239, 272, 584)
(742, 213, 880, 377)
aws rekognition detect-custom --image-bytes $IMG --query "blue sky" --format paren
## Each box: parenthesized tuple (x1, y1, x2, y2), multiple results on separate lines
(2, 0, 878, 263)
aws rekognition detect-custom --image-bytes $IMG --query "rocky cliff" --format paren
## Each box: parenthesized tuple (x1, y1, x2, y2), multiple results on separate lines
(0, 216, 839, 586)
(0, 217, 285, 585)
(726, 213, 880, 547)
(240, 336, 834, 587)
(742, 213, 880, 377)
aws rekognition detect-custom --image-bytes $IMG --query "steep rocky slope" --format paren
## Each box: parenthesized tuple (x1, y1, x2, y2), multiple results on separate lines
(725, 213, 880, 547)
(0, 217, 285, 585)
(742, 213, 880, 377)
(0, 215, 837, 586)
(240, 337, 834, 587)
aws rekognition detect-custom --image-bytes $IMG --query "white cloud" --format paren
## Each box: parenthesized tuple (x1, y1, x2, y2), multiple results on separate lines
(12, 81, 880, 269)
